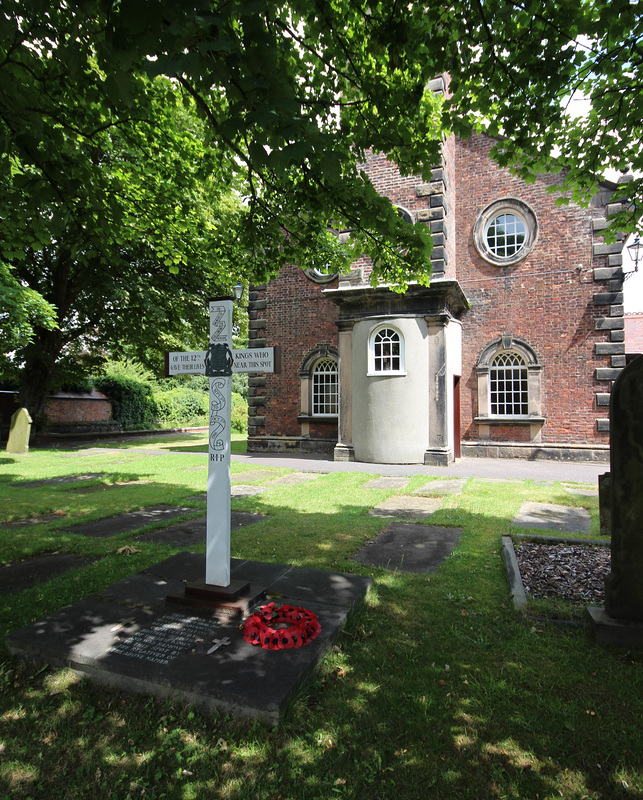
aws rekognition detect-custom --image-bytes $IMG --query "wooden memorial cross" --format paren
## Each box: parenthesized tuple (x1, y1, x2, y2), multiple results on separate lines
(164, 297, 280, 615)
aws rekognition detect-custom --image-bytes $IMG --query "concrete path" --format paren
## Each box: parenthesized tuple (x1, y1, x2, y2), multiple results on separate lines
(232, 452, 605, 484)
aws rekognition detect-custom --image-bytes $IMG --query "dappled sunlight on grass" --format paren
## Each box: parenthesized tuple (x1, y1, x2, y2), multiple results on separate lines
(0, 441, 641, 799)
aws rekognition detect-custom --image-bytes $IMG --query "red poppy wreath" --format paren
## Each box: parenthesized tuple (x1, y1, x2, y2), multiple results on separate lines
(242, 602, 321, 651)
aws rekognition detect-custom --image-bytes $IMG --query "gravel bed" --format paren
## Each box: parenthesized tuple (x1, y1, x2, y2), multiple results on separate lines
(515, 542, 610, 605)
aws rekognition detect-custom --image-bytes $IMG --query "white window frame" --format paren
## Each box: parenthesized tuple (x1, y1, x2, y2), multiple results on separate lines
(484, 213, 527, 260)
(475, 335, 544, 423)
(489, 352, 529, 417)
(311, 357, 338, 417)
(368, 325, 406, 376)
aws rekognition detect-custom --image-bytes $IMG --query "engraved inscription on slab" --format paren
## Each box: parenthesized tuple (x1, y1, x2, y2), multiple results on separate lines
(110, 614, 221, 665)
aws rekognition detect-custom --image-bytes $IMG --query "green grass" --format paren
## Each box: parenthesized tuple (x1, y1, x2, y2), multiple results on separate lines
(0, 436, 641, 800)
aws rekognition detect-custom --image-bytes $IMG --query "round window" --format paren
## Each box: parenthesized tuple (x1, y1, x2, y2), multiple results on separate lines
(474, 199, 537, 266)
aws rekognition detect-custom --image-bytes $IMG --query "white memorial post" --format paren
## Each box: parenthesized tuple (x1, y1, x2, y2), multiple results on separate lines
(165, 297, 279, 595)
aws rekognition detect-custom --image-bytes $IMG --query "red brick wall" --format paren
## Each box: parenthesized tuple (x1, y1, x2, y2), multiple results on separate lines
(455, 134, 611, 445)
(254, 134, 615, 452)
(45, 392, 112, 424)
(258, 264, 339, 438)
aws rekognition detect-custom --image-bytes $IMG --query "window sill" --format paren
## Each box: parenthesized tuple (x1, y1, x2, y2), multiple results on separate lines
(366, 371, 407, 378)
(297, 414, 338, 423)
(475, 416, 545, 425)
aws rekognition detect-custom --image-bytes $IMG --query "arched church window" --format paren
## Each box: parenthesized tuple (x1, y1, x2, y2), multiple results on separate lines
(475, 335, 544, 423)
(312, 357, 338, 416)
(298, 346, 339, 420)
(369, 326, 405, 375)
(489, 352, 528, 416)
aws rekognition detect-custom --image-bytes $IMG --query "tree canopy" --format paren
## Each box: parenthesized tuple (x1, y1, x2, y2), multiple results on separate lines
(2, 0, 642, 420)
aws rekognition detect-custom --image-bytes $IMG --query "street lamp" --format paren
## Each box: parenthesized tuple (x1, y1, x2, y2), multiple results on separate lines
(233, 282, 244, 301)
(626, 235, 642, 275)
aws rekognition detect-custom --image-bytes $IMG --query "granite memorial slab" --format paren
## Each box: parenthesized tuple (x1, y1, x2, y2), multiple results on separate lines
(6, 552, 372, 724)
(355, 522, 462, 573)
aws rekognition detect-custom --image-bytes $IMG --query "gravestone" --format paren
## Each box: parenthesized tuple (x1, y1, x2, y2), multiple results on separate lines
(604, 355, 643, 621)
(6, 408, 32, 454)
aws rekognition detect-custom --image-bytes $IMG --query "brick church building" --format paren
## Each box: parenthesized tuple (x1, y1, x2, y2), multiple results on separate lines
(245, 78, 626, 466)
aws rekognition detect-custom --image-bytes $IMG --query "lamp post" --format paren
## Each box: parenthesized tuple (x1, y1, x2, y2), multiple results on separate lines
(626, 235, 642, 277)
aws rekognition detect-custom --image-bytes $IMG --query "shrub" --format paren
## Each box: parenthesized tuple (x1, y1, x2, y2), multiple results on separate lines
(231, 392, 248, 433)
(153, 387, 209, 427)
(94, 374, 158, 429)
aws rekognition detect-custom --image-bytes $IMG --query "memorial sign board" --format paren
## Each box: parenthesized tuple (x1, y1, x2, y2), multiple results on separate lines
(165, 299, 279, 591)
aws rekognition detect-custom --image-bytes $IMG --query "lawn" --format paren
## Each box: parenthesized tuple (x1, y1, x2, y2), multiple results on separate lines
(0, 434, 641, 800)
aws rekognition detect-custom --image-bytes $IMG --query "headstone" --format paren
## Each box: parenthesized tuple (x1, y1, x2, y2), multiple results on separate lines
(598, 472, 611, 536)
(6, 408, 32, 454)
(604, 355, 643, 621)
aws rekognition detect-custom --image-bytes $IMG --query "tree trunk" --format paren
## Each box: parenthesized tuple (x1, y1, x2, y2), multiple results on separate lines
(18, 327, 64, 429)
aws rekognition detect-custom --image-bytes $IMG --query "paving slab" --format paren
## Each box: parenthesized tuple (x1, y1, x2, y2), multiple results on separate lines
(362, 477, 410, 490)
(12, 473, 107, 488)
(355, 522, 462, 573)
(0, 554, 94, 595)
(512, 502, 591, 533)
(62, 505, 200, 538)
(369, 495, 442, 519)
(5, 553, 372, 724)
(136, 513, 267, 547)
(266, 473, 321, 486)
(413, 478, 467, 496)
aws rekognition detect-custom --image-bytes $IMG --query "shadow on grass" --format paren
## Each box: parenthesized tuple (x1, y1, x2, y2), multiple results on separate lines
(0, 470, 640, 799)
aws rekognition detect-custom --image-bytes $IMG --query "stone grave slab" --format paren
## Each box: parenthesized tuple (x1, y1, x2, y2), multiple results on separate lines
(362, 477, 410, 490)
(62, 505, 199, 538)
(231, 485, 267, 498)
(5, 552, 372, 724)
(355, 522, 462, 573)
(562, 484, 598, 497)
(266, 473, 320, 486)
(137, 513, 266, 547)
(231, 470, 274, 483)
(12, 473, 107, 489)
(369, 495, 442, 520)
(0, 554, 94, 595)
(413, 478, 467, 497)
(188, 484, 268, 502)
(0, 515, 61, 530)
(512, 502, 591, 533)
